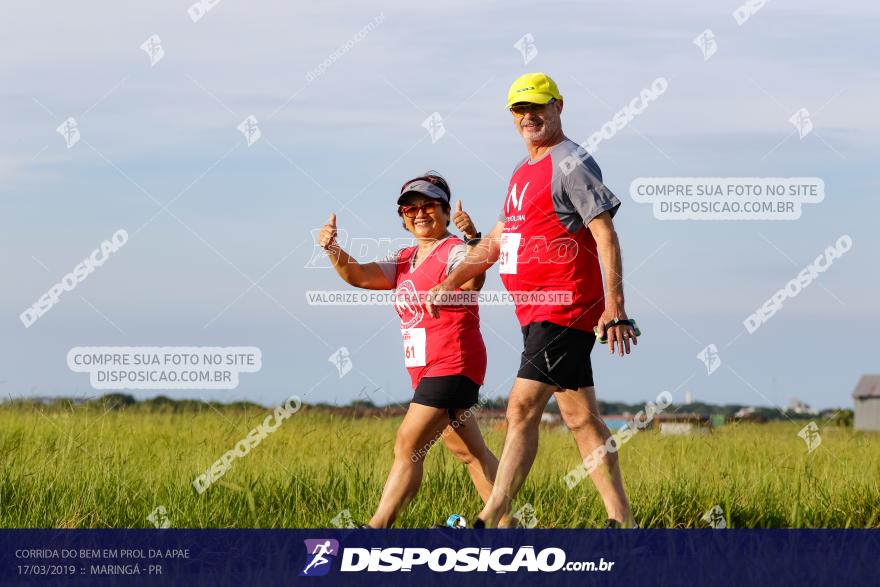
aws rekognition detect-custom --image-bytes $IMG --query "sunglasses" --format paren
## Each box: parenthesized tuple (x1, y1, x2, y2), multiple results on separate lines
(510, 98, 556, 118)
(398, 201, 440, 218)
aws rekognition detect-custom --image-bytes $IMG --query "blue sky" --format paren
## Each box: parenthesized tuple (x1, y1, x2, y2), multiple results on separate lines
(2, 1, 878, 410)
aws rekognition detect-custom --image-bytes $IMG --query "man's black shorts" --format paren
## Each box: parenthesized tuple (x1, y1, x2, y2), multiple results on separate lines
(517, 321, 596, 390)
(412, 375, 480, 419)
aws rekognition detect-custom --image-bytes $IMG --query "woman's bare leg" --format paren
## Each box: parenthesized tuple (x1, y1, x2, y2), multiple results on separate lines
(441, 412, 498, 501)
(367, 403, 449, 528)
(441, 411, 515, 526)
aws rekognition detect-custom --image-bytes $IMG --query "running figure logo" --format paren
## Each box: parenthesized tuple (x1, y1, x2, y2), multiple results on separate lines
(798, 421, 822, 454)
(702, 505, 727, 529)
(789, 108, 814, 139)
(421, 112, 446, 144)
(697, 344, 721, 375)
(56, 117, 80, 149)
(140, 34, 165, 66)
(513, 33, 538, 65)
(299, 538, 339, 577)
(237, 115, 262, 146)
(693, 29, 717, 61)
(328, 347, 353, 378)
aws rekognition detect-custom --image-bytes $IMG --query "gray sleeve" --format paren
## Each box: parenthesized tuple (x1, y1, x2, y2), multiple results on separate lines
(374, 250, 400, 284)
(445, 244, 468, 275)
(557, 156, 621, 228)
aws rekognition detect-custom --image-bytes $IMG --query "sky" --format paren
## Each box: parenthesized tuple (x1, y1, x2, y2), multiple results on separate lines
(1, 1, 878, 411)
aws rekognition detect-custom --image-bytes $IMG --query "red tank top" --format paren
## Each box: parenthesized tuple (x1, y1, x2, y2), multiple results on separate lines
(393, 236, 487, 389)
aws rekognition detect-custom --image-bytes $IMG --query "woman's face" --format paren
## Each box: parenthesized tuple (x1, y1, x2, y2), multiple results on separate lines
(399, 195, 449, 239)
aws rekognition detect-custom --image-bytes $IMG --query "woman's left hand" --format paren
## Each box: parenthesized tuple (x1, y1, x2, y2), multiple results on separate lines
(453, 200, 477, 240)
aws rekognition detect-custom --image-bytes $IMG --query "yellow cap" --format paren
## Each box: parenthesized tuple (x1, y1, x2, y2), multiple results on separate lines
(506, 72, 562, 108)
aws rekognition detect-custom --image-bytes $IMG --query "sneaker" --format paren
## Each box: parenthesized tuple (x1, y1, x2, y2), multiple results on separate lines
(444, 514, 468, 529)
(439, 514, 485, 528)
(605, 518, 640, 529)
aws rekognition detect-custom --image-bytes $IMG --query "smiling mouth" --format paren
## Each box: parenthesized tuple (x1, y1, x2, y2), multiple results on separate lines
(414, 219, 432, 226)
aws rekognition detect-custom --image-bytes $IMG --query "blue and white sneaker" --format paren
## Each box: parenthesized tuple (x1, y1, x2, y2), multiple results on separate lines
(444, 514, 468, 529)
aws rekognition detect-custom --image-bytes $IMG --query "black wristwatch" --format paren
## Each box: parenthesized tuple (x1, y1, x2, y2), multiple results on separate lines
(465, 232, 482, 246)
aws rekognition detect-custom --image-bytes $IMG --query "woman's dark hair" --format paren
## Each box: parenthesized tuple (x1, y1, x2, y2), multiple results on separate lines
(398, 171, 451, 226)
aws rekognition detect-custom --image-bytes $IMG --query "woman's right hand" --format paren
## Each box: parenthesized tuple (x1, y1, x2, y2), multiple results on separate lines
(317, 214, 393, 289)
(319, 213, 338, 250)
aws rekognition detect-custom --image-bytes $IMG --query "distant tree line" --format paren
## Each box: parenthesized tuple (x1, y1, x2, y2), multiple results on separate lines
(2, 393, 265, 413)
(1, 393, 853, 424)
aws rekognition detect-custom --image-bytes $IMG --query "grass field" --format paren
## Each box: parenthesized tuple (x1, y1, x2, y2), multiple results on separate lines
(1, 404, 878, 528)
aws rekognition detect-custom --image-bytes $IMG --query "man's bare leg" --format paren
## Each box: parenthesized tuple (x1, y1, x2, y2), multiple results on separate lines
(555, 386, 635, 527)
(475, 378, 557, 527)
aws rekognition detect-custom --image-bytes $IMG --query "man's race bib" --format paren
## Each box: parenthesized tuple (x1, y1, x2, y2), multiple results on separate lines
(499, 232, 521, 275)
(402, 328, 426, 367)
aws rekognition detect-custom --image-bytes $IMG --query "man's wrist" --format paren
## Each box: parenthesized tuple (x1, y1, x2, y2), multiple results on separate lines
(441, 274, 461, 292)
(607, 295, 625, 308)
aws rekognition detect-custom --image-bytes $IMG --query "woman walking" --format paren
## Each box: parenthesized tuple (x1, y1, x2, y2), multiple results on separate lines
(318, 172, 500, 528)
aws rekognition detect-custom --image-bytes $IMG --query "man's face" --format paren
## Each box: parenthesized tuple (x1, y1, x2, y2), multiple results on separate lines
(511, 99, 563, 144)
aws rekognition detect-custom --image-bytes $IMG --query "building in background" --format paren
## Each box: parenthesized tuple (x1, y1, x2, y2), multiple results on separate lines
(788, 397, 817, 415)
(656, 413, 711, 435)
(853, 375, 880, 432)
(732, 406, 767, 424)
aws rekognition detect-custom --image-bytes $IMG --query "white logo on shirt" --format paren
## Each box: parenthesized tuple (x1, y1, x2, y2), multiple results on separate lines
(395, 279, 423, 329)
(506, 182, 529, 215)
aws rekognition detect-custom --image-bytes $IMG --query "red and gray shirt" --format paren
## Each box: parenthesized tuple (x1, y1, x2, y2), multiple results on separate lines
(498, 138, 621, 332)
(377, 236, 487, 389)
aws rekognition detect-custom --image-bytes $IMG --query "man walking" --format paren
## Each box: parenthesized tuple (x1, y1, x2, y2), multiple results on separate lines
(426, 73, 639, 528)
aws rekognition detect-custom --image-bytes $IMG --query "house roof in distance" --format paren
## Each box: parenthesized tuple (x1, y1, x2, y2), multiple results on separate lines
(852, 375, 880, 398)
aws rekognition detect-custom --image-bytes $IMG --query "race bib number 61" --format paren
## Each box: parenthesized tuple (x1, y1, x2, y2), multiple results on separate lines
(402, 328, 426, 367)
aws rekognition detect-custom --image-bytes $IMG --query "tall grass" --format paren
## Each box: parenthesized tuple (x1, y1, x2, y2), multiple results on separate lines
(0, 405, 877, 528)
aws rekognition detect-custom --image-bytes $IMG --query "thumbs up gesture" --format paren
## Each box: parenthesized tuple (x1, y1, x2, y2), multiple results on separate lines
(452, 201, 477, 241)
(319, 213, 338, 249)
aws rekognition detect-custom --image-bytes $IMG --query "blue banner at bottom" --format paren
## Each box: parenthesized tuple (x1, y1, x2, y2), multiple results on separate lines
(2, 529, 877, 586)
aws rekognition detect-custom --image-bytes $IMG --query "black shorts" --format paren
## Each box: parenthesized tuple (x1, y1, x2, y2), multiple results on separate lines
(412, 375, 480, 419)
(517, 321, 596, 390)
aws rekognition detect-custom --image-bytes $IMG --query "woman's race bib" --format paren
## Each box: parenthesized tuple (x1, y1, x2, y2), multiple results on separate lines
(401, 327, 426, 367)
